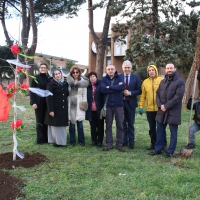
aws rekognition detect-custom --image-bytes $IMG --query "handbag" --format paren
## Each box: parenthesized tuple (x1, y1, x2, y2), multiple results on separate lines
(100, 78, 115, 119)
(79, 102, 88, 111)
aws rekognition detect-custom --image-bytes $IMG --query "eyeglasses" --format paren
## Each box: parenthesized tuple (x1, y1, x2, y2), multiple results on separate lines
(40, 67, 47, 69)
(72, 71, 79, 74)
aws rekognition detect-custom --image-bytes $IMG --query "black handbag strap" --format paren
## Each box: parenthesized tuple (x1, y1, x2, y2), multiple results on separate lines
(104, 78, 115, 108)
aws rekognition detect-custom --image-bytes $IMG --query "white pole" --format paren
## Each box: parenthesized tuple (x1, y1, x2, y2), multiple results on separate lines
(188, 70, 198, 143)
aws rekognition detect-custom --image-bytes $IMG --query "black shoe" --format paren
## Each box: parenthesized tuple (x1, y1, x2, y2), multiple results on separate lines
(91, 142, 97, 146)
(103, 146, 113, 151)
(146, 145, 154, 150)
(79, 143, 85, 146)
(122, 143, 128, 147)
(129, 144, 134, 149)
(149, 150, 162, 156)
(97, 143, 102, 148)
(164, 153, 172, 158)
(185, 143, 196, 149)
(116, 146, 126, 152)
(54, 144, 66, 147)
(71, 143, 75, 147)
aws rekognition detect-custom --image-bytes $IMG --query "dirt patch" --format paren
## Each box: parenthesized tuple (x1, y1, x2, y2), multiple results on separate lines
(0, 152, 49, 199)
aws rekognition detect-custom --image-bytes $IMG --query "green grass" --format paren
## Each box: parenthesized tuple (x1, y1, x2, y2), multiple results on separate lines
(1, 96, 200, 200)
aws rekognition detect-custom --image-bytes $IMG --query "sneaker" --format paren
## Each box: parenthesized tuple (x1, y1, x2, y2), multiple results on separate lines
(185, 143, 196, 149)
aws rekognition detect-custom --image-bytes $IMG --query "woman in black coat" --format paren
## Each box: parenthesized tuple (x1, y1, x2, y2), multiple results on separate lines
(30, 63, 50, 144)
(86, 72, 104, 147)
(44, 68, 69, 147)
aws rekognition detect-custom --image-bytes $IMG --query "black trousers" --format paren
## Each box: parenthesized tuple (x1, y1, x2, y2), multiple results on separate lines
(146, 111, 167, 147)
(35, 98, 48, 144)
(89, 111, 104, 144)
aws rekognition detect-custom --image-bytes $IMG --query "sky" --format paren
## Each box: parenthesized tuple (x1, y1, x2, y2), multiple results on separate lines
(0, 3, 120, 66)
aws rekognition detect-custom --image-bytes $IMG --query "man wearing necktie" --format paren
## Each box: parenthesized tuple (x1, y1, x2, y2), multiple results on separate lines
(120, 60, 142, 149)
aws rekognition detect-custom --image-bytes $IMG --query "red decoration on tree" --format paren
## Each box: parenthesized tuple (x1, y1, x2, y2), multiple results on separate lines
(6, 82, 17, 98)
(11, 120, 24, 133)
(11, 44, 21, 54)
(19, 83, 29, 95)
(16, 67, 26, 76)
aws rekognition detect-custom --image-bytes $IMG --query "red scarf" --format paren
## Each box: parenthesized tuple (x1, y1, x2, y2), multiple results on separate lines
(91, 82, 97, 111)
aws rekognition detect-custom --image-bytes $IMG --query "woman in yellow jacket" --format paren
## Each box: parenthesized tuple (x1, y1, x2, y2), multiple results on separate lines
(138, 65, 166, 150)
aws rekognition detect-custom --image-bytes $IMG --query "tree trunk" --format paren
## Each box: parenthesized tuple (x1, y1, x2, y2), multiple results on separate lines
(88, 0, 113, 79)
(96, 43, 106, 79)
(182, 20, 200, 104)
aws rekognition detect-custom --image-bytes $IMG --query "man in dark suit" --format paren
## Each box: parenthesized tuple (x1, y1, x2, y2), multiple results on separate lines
(120, 60, 141, 149)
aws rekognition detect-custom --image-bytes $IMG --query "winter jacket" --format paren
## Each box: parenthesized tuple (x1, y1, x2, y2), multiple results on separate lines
(67, 75, 89, 124)
(139, 65, 163, 111)
(86, 80, 104, 121)
(155, 71, 185, 125)
(101, 71, 125, 108)
(187, 98, 200, 126)
(44, 80, 69, 126)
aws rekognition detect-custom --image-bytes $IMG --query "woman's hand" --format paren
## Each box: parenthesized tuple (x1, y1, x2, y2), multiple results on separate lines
(32, 104, 38, 109)
(49, 112, 54, 117)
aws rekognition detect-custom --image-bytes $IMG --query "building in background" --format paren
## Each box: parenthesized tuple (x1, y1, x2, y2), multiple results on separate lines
(88, 24, 131, 74)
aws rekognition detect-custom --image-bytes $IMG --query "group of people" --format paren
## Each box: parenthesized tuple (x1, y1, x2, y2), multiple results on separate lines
(30, 60, 190, 158)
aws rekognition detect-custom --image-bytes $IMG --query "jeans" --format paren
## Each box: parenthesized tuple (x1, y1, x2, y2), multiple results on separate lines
(189, 123, 200, 144)
(155, 122, 178, 154)
(69, 121, 85, 145)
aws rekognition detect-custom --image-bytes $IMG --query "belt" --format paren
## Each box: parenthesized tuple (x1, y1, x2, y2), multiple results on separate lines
(123, 100, 129, 102)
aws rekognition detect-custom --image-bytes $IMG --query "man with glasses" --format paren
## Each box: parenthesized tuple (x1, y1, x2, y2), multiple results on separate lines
(101, 64, 126, 152)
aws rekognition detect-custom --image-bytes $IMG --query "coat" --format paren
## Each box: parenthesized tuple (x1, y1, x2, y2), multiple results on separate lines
(86, 80, 104, 121)
(101, 71, 125, 108)
(187, 98, 200, 126)
(67, 74, 89, 124)
(119, 73, 141, 109)
(139, 65, 163, 111)
(155, 71, 185, 125)
(44, 80, 69, 126)
(30, 73, 50, 107)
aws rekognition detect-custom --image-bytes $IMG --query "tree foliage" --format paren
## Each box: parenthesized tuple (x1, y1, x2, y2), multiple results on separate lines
(112, 0, 200, 74)
(65, 60, 75, 70)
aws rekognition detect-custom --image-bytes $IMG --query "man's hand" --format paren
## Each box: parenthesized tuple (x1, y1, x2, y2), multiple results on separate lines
(49, 112, 54, 117)
(32, 104, 38, 109)
(123, 89, 130, 96)
(161, 105, 166, 112)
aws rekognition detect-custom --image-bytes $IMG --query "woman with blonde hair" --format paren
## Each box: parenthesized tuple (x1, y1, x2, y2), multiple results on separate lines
(67, 66, 89, 146)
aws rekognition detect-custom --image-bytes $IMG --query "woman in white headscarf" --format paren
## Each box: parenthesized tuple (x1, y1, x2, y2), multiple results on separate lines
(44, 69, 69, 147)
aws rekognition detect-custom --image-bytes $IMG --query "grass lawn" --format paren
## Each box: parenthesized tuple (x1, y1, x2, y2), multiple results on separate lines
(1, 95, 200, 200)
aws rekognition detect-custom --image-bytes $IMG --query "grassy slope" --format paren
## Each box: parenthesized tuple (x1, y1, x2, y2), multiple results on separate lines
(1, 96, 200, 200)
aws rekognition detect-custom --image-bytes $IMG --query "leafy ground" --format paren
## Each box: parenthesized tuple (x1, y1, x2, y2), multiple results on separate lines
(1, 96, 200, 200)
